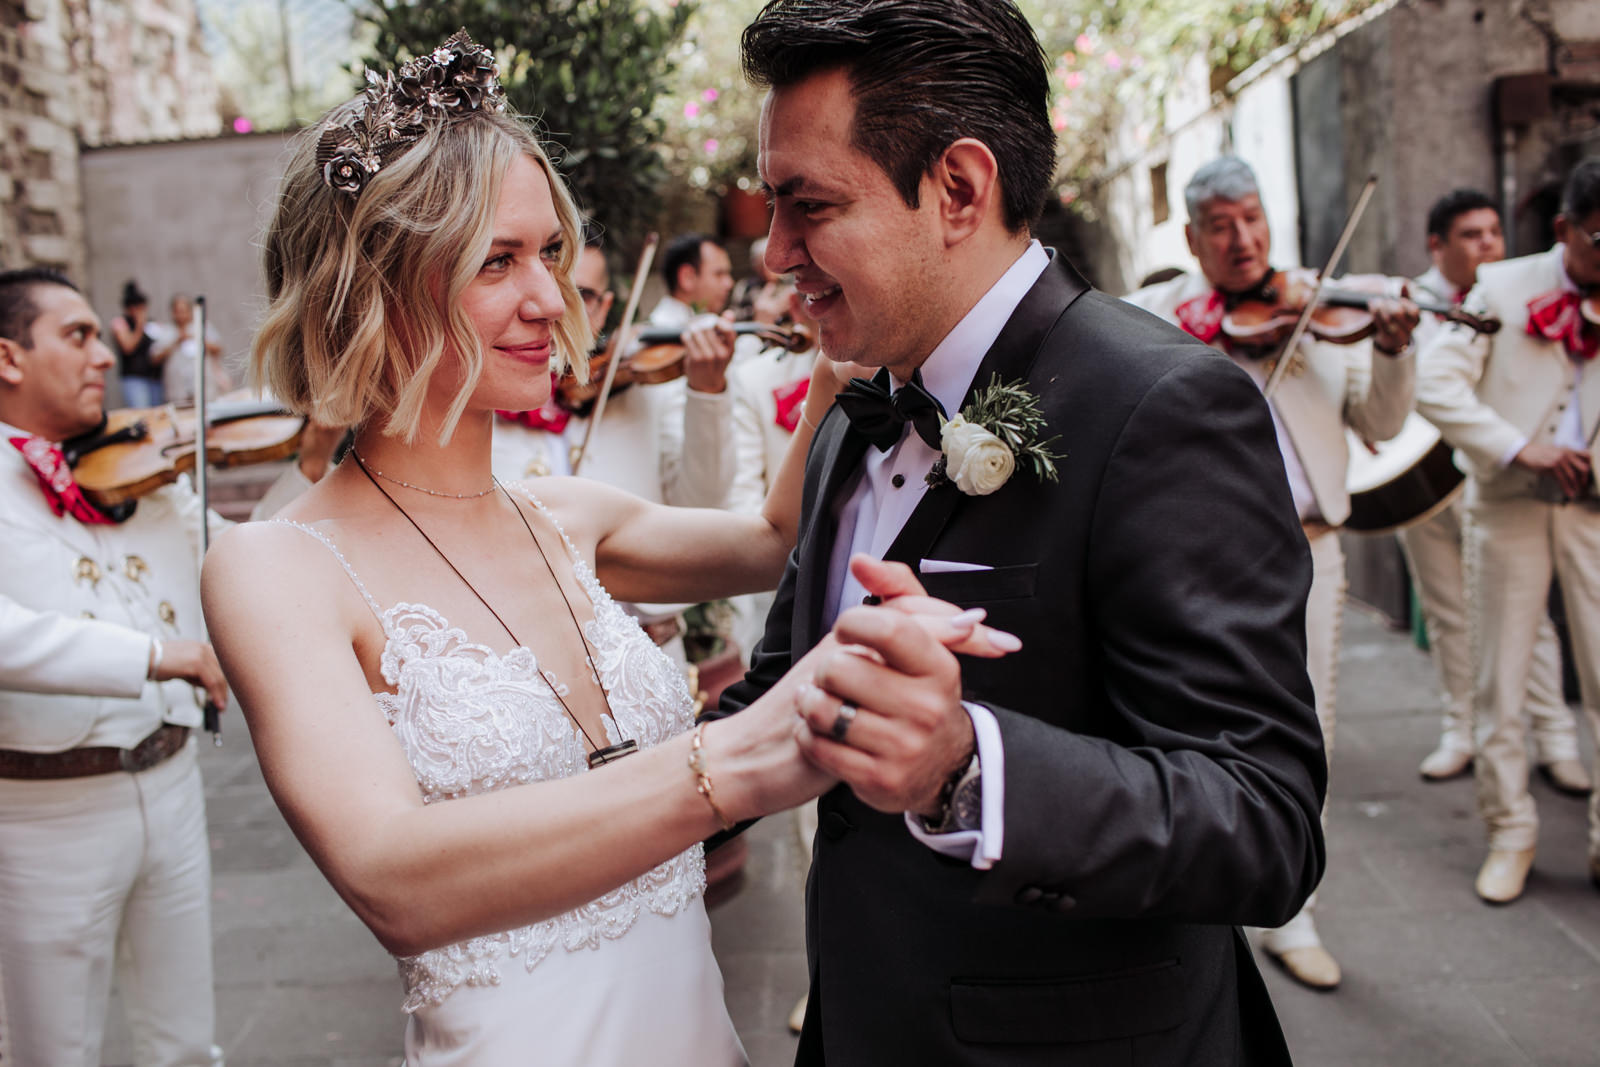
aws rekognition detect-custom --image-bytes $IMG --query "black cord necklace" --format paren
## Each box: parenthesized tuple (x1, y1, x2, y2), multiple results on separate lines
(350, 452, 638, 768)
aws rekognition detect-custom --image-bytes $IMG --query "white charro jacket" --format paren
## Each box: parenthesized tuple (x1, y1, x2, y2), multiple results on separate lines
(1124, 271, 1415, 526)
(1415, 245, 1600, 500)
(0, 422, 218, 751)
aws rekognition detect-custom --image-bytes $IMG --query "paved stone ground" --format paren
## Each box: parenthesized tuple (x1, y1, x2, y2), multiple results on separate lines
(101, 603, 1597, 1065)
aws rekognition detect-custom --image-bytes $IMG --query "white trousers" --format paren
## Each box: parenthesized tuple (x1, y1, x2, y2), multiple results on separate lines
(1464, 496, 1600, 858)
(0, 738, 216, 1066)
(1398, 500, 1577, 760)
(1262, 528, 1344, 954)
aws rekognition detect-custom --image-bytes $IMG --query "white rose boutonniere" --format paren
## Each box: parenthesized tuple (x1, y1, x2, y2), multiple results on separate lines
(927, 374, 1062, 495)
(940, 415, 1016, 496)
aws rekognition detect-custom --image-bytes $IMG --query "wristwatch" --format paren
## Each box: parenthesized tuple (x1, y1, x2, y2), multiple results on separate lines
(919, 754, 982, 835)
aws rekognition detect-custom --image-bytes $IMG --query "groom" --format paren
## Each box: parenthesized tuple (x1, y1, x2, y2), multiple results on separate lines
(714, 1, 1326, 1062)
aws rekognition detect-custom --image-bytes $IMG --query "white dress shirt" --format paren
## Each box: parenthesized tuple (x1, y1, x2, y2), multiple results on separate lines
(1226, 355, 1322, 521)
(824, 240, 1049, 870)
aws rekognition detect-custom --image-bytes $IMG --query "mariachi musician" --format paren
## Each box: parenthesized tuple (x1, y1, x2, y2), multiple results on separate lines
(0, 267, 230, 1064)
(1415, 158, 1600, 905)
(1405, 190, 1588, 789)
(490, 224, 741, 663)
(1124, 156, 1420, 991)
(492, 223, 737, 505)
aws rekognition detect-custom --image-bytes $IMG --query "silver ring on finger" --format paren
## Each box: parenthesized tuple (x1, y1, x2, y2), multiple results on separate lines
(829, 702, 858, 742)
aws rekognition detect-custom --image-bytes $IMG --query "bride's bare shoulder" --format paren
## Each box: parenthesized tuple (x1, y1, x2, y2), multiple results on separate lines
(502, 475, 638, 541)
(203, 517, 344, 593)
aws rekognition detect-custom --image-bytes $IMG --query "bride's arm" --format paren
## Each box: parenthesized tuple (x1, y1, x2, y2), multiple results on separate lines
(550, 354, 849, 606)
(200, 522, 833, 957)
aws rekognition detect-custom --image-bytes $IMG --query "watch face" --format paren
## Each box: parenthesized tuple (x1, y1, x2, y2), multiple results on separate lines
(950, 775, 983, 832)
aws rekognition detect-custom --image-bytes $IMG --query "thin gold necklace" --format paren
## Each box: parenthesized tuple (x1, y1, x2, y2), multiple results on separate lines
(350, 451, 637, 767)
(349, 447, 497, 499)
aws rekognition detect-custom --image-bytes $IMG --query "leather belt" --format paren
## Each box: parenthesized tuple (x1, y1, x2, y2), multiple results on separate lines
(1301, 519, 1337, 540)
(0, 724, 190, 780)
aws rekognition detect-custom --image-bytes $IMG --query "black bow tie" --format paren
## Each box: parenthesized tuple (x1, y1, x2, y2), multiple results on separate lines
(835, 369, 947, 452)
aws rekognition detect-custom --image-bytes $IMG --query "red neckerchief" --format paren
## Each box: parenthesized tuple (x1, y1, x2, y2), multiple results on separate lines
(1526, 288, 1599, 361)
(8, 435, 117, 525)
(496, 375, 571, 434)
(1175, 289, 1225, 344)
(772, 377, 809, 433)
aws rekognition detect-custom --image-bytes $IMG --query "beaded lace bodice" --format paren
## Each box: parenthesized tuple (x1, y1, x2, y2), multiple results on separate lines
(271, 491, 705, 1013)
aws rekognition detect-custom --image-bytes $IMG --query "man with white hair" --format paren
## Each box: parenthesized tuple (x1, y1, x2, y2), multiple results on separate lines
(1125, 155, 1420, 990)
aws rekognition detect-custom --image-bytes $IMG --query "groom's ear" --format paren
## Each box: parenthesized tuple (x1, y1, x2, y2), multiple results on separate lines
(930, 138, 1002, 249)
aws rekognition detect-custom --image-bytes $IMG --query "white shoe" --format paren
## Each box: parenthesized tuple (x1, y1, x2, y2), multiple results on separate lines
(1537, 759, 1592, 796)
(1475, 848, 1535, 904)
(1266, 943, 1342, 990)
(1419, 745, 1472, 781)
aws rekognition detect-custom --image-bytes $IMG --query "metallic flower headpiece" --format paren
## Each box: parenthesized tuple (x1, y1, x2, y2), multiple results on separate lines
(316, 29, 506, 198)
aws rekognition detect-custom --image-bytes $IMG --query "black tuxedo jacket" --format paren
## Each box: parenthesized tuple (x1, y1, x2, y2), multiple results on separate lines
(717, 255, 1325, 1065)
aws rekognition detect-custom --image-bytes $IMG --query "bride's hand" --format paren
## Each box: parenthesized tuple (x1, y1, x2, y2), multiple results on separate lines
(701, 586, 1018, 822)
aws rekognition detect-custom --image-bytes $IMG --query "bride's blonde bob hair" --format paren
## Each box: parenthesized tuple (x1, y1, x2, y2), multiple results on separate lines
(253, 101, 590, 443)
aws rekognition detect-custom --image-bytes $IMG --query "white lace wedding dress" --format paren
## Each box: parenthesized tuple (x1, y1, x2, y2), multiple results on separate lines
(274, 497, 747, 1066)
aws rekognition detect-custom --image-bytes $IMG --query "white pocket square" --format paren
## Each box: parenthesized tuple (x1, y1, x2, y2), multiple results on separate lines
(919, 558, 993, 574)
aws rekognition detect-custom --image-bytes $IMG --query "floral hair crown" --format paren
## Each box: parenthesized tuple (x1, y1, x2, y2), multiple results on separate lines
(316, 29, 506, 198)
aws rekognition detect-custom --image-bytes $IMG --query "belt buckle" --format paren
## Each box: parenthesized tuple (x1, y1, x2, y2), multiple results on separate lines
(119, 728, 169, 774)
(119, 744, 152, 774)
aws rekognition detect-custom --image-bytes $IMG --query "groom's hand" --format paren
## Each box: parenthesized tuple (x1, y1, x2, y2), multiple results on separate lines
(796, 557, 1014, 816)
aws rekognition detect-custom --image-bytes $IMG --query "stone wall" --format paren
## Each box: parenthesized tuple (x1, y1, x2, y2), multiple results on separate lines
(1081, 0, 1598, 294)
(79, 130, 293, 388)
(0, 0, 219, 279)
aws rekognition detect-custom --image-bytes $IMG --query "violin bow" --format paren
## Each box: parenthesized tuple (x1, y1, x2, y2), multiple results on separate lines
(192, 296, 222, 745)
(1263, 174, 1379, 399)
(571, 232, 658, 476)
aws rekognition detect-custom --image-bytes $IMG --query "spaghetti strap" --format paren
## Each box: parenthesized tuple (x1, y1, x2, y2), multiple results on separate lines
(500, 481, 608, 607)
(266, 518, 387, 629)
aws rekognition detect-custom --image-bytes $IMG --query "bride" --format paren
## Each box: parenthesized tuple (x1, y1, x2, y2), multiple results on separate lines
(201, 32, 1008, 1065)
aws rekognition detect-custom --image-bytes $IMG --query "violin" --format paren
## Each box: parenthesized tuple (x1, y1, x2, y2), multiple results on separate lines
(1221, 270, 1500, 350)
(65, 398, 306, 509)
(558, 321, 815, 409)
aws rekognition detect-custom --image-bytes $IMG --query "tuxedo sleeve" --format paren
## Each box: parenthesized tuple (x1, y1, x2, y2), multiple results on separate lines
(975, 355, 1326, 927)
(709, 543, 798, 717)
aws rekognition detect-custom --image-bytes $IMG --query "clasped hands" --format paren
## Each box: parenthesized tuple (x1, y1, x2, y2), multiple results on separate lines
(794, 555, 1021, 817)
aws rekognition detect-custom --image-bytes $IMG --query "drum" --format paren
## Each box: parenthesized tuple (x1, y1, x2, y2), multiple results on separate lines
(1344, 412, 1464, 533)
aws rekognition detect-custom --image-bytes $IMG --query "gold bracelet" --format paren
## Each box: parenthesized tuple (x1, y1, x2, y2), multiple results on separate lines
(688, 723, 735, 831)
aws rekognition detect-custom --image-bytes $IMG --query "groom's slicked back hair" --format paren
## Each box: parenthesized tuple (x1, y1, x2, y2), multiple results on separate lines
(741, 0, 1056, 234)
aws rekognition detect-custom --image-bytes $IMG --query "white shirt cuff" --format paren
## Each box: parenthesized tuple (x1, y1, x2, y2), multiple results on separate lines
(1499, 434, 1529, 469)
(685, 385, 734, 404)
(903, 702, 1005, 869)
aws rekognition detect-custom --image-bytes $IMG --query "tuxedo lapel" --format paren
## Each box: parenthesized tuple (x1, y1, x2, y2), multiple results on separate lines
(795, 409, 871, 649)
(884, 255, 1090, 569)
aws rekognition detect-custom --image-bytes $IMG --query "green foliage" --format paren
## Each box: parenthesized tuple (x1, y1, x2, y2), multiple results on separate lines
(960, 375, 1062, 483)
(1018, 0, 1385, 200)
(353, 0, 696, 252)
(656, 0, 769, 195)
